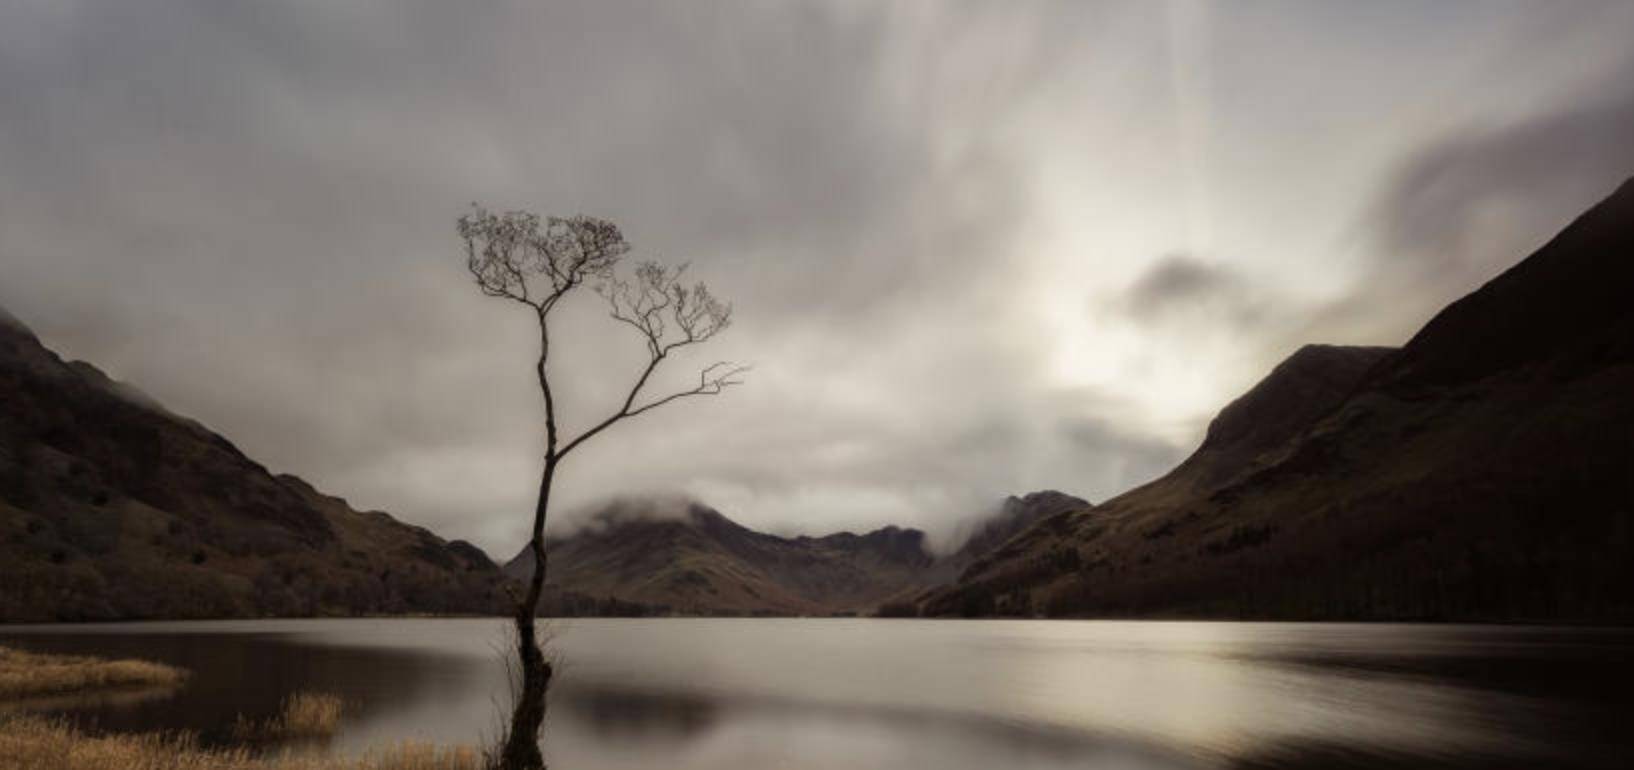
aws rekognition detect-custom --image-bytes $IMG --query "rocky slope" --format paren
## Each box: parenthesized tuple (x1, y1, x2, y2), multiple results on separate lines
(918, 178, 1634, 621)
(0, 308, 511, 622)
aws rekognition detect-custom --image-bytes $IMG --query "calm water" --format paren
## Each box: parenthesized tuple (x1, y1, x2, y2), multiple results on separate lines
(2, 619, 1630, 769)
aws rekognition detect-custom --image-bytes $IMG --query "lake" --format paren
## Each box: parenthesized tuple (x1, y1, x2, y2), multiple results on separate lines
(2, 619, 1629, 769)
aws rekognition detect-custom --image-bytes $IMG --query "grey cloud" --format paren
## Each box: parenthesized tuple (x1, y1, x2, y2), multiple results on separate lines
(1332, 53, 1634, 343)
(1117, 253, 1271, 330)
(0, 2, 1625, 556)
(1125, 256, 1229, 306)
(0, 1, 1142, 554)
(1195, 49, 1634, 375)
(1058, 416, 1185, 492)
(1375, 95, 1634, 269)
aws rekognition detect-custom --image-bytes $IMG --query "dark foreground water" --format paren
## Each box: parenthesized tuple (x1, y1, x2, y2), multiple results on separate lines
(2, 619, 1630, 769)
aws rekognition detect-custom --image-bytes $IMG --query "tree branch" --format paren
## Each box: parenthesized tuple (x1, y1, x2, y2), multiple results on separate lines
(458, 206, 629, 317)
(459, 203, 744, 463)
(557, 361, 748, 459)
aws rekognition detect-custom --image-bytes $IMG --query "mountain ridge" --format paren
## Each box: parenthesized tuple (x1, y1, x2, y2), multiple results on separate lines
(505, 493, 1087, 617)
(0, 308, 511, 622)
(916, 177, 1634, 621)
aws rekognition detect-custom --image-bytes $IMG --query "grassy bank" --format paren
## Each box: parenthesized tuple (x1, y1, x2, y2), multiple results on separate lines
(0, 647, 487, 769)
(0, 718, 485, 770)
(0, 646, 186, 699)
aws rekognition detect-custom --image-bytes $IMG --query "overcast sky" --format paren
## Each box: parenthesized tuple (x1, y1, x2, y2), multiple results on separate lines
(2, 1, 1631, 555)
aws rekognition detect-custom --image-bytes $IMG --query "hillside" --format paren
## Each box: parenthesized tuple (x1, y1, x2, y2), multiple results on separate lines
(506, 493, 1087, 616)
(504, 501, 933, 616)
(948, 490, 1089, 567)
(0, 308, 511, 622)
(918, 178, 1634, 621)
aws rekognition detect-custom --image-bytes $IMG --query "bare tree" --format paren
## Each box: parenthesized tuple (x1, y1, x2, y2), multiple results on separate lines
(458, 208, 745, 769)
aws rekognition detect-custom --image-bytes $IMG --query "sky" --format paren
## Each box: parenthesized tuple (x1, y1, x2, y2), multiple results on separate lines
(2, 1, 1631, 556)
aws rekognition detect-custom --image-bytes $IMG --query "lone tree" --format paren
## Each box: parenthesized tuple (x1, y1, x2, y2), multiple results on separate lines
(458, 209, 745, 769)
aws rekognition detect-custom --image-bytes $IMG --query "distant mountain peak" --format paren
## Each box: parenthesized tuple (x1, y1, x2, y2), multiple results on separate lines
(949, 490, 1089, 566)
(509, 494, 1093, 616)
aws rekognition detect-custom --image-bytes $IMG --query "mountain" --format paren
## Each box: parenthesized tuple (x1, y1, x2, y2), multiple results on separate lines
(918, 178, 1634, 621)
(504, 500, 937, 616)
(0, 308, 511, 622)
(949, 490, 1090, 566)
(504, 493, 1090, 617)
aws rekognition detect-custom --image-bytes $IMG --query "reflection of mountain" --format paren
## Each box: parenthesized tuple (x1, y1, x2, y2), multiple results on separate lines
(550, 682, 1204, 770)
(506, 493, 1088, 617)
(0, 309, 510, 621)
(920, 179, 1634, 621)
(559, 687, 721, 740)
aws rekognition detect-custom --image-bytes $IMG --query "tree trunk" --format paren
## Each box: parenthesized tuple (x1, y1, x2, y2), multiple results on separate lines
(499, 465, 555, 769)
(499, 564, 551, 768)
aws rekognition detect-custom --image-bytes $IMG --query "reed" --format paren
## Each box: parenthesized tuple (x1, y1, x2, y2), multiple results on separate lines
(0, 646, 187, 700)
(274, 692, 344, 738)
(233, 692, 345, 740)
(0, 717, 487, 770)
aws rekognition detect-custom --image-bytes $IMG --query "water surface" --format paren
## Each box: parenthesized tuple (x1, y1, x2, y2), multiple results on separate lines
(3, 619, 1628, 769)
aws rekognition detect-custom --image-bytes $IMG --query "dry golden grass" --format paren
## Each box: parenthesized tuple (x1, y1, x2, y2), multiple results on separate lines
(234, 692, 345, 740)
(233, 693, 348, 742)
(0, 646, 187, 700)
(277, 692, 344, 738)
(0, 717, 487, 770)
